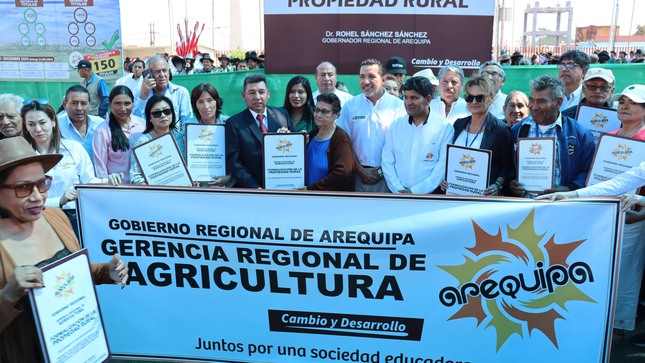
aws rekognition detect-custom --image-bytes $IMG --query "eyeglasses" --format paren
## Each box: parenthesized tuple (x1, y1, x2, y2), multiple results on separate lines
(313, 108, 333, 116)
(558, 62, 580, 70)
(482, 71, 502, 79)
(465, 94, 486, 103)
(584, 84, 612, 92)
(0, 176, 52, 198)
(150, 108, 172, 118)
(22, 98, 49, 106)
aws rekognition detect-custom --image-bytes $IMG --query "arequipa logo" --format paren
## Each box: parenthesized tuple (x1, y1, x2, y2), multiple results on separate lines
(148, 143, 164, 158)
(199, 128, 214, 142)
(53, 271, 76, 299)
(611, 144, 633, 161)
(276, 138, 293, 153)
(589, 113, 609, 129)
(529, 143, 543, 155)
(459, 154, 476, 170)
(438, 209, 595, 351)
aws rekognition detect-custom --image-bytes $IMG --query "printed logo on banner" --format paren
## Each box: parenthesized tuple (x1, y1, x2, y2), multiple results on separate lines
(148, 143, 163, 158)
(276, 139, 293, 153)
(529, 143, 543, 155)
(199, 128, 215, 142)
(438, 209, 596, 351)
(589, 113, 609, 129)
(459, 154, 476, 170)
(53, 271, 76, 299)
(611, 144, 633, 161)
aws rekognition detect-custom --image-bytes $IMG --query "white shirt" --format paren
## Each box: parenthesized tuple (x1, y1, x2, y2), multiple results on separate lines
(336, 92, 406, 167)
(429, 97, 470, 125)
(313, 89, 353, 107)
(577, 161, 645, 197)
(381, 111, 454, 194)
(115, 74, 144, 95)
(560, 84, 583, 111)
(489, 91, 507, 120)
(43, 139, 101, 209)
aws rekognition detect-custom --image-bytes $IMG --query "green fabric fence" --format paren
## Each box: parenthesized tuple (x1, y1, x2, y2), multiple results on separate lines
(1, 64, 643, 118)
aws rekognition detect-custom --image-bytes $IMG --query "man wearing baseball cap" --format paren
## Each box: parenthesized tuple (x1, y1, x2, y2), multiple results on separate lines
(76, 59, 109, 119)
(562, 67, 615, 119)
(385, 56, 407, 97)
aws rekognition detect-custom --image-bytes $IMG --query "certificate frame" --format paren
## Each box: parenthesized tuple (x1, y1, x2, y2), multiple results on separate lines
(262, 132, 306, 190)
(132, 132, 193, 186)
(444, 144, 492, 196)
(185, 123, 226, 183)
(516, 137, 555, 193)
(586, 133, 645, 190)
(575, 105, 620, 145)
(29, 249, 111, 363)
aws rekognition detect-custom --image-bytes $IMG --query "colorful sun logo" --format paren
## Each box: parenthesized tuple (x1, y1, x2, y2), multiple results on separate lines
(276, 139, 293, 153)
(199, 128, 214, 142)
(438, 209, 595, 351)
(459, 154, 476, 170)
(53, 271, 76, 299)
(589, 113, 609, 129)
(611, 144, 633, 161)
(148, 144, 163, 158)
(529, 143, 543, 155)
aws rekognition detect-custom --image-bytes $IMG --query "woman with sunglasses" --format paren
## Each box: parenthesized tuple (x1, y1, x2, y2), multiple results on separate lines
(129, 95, 186, 184)
(92, 86, 146, 184)
(300, 93, 354, 191)
(441, 76, 513, 196)
(21, 100, 120, 234)
(0, 137, 128, 362)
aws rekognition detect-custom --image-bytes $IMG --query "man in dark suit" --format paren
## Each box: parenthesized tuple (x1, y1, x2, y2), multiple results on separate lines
(226, 74, 294, 188)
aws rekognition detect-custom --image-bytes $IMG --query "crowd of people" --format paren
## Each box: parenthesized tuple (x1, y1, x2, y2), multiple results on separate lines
(1, 47, 645, 361)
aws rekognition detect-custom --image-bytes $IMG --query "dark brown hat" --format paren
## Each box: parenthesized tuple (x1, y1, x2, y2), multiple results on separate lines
(0, 137, 61, 174)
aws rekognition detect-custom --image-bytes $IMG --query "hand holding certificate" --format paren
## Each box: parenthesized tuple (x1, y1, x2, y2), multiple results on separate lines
(445, 144, 492, 196)
(132, 133, 193, 186)
(516, 137, 555, 193)
(185, 124, 227, 184)
(263, 133, 306, 190)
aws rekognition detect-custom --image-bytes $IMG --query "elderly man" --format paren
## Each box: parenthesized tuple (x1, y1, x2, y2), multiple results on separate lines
(479, 61, 507, 120)
(195, 53, 215, 73)
(76, 59, 109, 118)
(216, 54, 234, 72)
(430, 65, 470, 125)
(381, 76, 453, 194)
(58, 85, 104, 160)
(562, 68, 615, 118)
(311, 61, 353, 106)
(336, 58, 407, 192)
(509, 75, 595, 198)
(115, 58, 145, 94)
(133, 55, 193, 127)
(558, 50, 590, 111)
(0, 93, 24, 139)
(225, 74, 294, 188)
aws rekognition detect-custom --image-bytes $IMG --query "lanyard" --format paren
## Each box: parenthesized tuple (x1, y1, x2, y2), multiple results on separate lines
(465, 115, 488, 148)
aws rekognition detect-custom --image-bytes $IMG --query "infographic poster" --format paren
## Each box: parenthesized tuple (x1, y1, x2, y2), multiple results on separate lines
(0, 0, 122, 82)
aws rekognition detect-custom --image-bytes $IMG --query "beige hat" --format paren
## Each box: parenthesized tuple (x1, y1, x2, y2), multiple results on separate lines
(413, 68, 439, 86)
(583, 68, 615, 83)
(0, 137, 61, 175)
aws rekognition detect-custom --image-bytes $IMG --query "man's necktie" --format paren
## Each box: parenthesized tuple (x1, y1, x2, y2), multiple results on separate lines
(257, 114, 267, 134)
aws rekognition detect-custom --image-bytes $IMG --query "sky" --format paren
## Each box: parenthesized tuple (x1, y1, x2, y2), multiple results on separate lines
(119, 0, 644, 51)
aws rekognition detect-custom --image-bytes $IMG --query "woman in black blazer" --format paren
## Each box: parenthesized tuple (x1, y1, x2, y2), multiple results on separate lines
(444, 76, 514, 196)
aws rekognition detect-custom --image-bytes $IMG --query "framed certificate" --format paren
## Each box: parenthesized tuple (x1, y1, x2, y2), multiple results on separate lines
(185, 124, 226, 183)
(29, 249, 110, 363)
(445, 144, 492, 196)
(516, 137, 555, 193)
(586, 133, 645, 192)
(132, 133, 193, 186)
(263, 133, 306, 190)
(575, 105, 620, 145)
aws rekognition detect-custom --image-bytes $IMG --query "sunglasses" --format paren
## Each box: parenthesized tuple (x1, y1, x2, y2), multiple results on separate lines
(313, 108, 333, 116)
(0, 176, 52, 198)
(22, 98, 49, 106)
(584, 84, 612, 92)
(150, 108, 172, 118)
(465, 94, 486, 103)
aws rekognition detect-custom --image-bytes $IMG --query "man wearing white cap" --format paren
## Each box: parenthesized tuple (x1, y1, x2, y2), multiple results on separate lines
(562, 67, 615, 118)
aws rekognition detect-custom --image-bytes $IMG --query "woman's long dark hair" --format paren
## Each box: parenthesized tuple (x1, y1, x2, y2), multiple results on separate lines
(108, 85, 134, 152)
(283, 76, 315, 122)
(21, 100, 61, 154)
(191, 83, 224, 122)
(144, 94, 177, 134)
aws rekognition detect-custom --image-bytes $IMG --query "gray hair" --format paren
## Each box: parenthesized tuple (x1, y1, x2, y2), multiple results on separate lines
(530, 75, 565, 101)
(0, 93, 25, 113)
(147, 54, 170, 68)
(438, 65, 465, 85)
(503, 90, 529, 109)
(315, 61, 336, 76)
(479, 61, 506, 81)
(518, 58, 531, 65)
